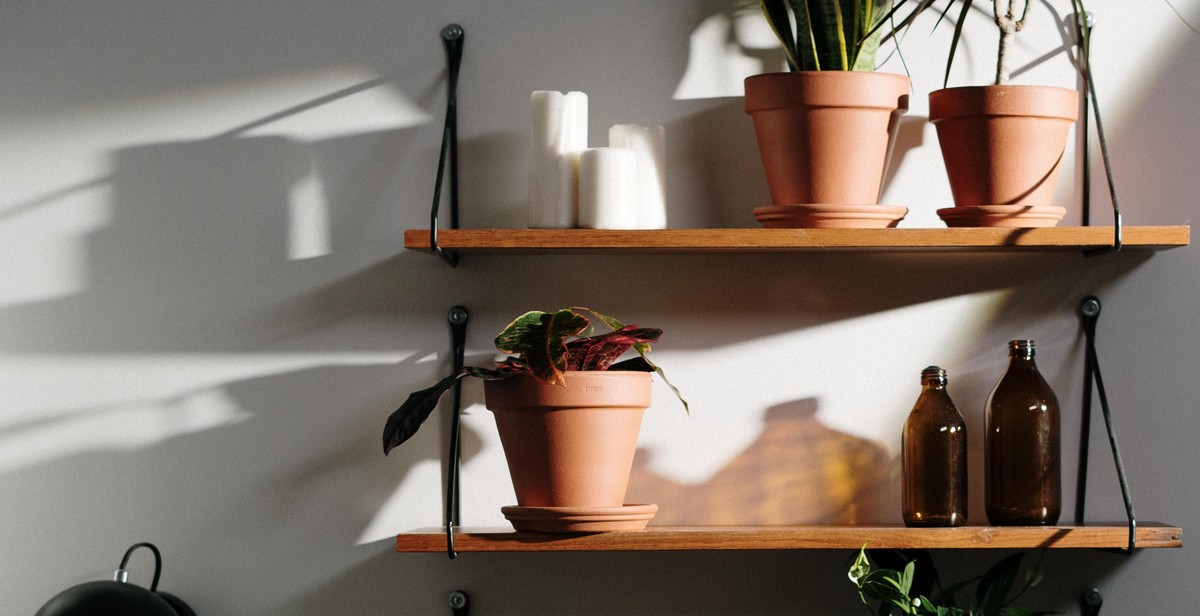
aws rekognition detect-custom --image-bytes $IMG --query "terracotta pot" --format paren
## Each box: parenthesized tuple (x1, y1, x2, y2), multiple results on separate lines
(929, 85, 1078, 214)
(484, 371, 651, 508)
(744, 71, 910, 208)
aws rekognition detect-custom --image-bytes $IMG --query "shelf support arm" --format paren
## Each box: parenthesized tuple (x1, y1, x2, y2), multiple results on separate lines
(1075, 296, 1136, 552)
(444, 306, 469, 559)
(1075, 11, 1123, 257)
(428, 24, 464, 267)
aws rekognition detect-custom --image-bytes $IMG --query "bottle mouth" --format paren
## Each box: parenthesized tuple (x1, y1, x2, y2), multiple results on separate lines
(921, 365, 947, 385)
(1008, 339, 1036, 357)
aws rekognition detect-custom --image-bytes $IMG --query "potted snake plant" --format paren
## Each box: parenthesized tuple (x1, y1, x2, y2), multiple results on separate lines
(746, 0, 911, 229)
(382, 307, 686, 533)
(927, 0, 1088, 227)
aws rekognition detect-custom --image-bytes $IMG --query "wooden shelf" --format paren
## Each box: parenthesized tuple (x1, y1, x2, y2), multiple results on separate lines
(396, 523, 1182, 552)
(403, 226, 1189, 254)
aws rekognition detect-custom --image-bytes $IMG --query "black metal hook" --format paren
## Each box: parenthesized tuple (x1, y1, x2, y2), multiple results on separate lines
(445, 305, 469, 559)
(1076, 296, 1136, 553)
(117, 542, 163, 592)
(429, 24, 464, 267)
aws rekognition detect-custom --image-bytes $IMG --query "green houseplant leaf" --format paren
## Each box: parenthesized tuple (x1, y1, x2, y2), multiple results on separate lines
(494, 308, 590, 385)
(759, 0, 894, 71)
(850, 544, 1056, 616)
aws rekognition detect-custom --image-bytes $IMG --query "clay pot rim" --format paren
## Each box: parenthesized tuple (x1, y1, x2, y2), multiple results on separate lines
(483, 370, 653, 411)
(929, 84, 1078, 122)
(744, 70, 911, 112)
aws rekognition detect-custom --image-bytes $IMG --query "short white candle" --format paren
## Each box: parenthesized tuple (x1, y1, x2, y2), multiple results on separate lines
(578, 147, 638, 229)
(609, 124, 667, 229)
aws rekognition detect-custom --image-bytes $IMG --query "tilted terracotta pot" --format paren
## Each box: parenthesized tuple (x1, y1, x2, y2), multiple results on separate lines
(744, 71, 910, 207)
(483, 371, 651, 508)
(929, 85, 1078, 209)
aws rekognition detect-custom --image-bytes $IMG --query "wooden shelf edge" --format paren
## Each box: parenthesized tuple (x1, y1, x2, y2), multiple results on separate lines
(403, 226, 1190, 254)
(396, 523, 1182, 553)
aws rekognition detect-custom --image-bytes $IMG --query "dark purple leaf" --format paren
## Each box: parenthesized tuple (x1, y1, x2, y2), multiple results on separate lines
(566, 326, 662, 371)
(382, 368, 515, 455)
(382, 371, 466, 455)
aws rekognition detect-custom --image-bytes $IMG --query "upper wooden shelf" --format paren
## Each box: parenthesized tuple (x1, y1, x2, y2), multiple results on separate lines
(396, 523, 1182, 553)
(403, 226, 1189, 255)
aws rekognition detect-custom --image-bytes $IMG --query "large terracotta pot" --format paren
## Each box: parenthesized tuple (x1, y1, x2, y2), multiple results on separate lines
(929, 85, 1078, 227)
(744, 71, 910, 209)
(483, 371, 651, 509)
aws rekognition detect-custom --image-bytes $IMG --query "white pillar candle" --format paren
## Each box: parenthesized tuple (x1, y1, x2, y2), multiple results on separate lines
(578, 147, 638, 229)
(528, 90, 588, 228)
(609, 123, 667, 229)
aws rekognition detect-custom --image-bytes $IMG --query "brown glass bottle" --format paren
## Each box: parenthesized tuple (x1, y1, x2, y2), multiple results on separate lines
(985, 340, 1061, 525)
(902, 366, 968, 527)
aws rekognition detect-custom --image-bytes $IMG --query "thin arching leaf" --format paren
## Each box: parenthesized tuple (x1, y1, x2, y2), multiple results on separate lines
(760, 0, 800, 69)
(943, 0, 974, 87)
(382, 366, 516, 455)
(382, 371, 466, 455)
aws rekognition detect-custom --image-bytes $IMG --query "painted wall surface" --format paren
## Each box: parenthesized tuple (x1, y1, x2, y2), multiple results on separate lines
(3, 1, 1198, 613)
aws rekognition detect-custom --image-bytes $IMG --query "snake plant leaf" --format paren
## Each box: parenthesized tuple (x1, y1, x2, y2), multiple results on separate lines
(760, 0, 800, 70)
(494, 308, 589, 385)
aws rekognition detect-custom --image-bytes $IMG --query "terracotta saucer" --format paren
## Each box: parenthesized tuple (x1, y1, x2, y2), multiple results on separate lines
(753, 204, 908, 229)
(501, 503, 658, 533)
(937, 205, 1066, 228)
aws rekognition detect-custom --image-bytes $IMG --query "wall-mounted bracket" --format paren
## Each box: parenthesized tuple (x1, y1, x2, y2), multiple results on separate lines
(1076, 12, 1122, 257)
(1075, 296, 1136, 553)
(428, 24, 465, 267)
(444, 305, 469, 559)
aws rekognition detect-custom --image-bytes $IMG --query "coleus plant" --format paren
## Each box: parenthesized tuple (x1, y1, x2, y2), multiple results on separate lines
(382, 307, 686, 456)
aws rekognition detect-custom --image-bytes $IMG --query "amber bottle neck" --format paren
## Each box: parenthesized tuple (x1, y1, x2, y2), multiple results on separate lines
(1008, 339, 1036, 361)
(920, 365, 948, 388)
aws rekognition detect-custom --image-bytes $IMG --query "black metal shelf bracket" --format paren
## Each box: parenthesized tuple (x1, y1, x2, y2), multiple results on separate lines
(429, 24, 464, 267)
(445, 305, 469, 559)
(1074, 296, 1137, 552)
(1076, 12, 1123, 257)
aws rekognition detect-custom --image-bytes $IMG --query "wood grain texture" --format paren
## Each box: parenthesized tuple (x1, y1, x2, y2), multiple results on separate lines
(396, 523, 1182, 552)
(403, 226, 1189, 254)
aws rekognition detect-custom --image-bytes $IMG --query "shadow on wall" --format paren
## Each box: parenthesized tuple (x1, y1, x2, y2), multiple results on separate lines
(629, 397, 896, 525)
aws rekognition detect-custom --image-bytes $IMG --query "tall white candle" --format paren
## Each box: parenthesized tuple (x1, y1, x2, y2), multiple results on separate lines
(578, 147, 638, 229)
(609, 123, 667, 229)
(528, 90, 588, 228)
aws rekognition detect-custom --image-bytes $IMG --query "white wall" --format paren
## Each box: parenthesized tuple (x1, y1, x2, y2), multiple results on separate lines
(3, 1, 1198, 614)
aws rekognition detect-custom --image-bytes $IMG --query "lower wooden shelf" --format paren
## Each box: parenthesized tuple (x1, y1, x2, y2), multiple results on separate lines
(395, 523, 1182, 552)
